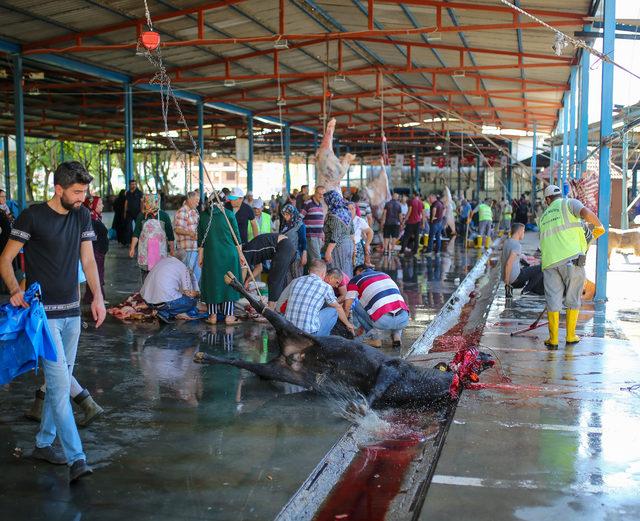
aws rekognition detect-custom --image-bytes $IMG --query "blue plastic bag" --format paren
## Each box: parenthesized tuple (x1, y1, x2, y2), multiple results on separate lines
(0, 283, 57, 385)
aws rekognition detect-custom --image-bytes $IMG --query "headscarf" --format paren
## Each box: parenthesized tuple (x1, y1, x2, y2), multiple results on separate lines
(143, 193, 159, 218)
(324, 190, 352, 226)
(83, 195, 102, 221)
(280, 203, 302, 233)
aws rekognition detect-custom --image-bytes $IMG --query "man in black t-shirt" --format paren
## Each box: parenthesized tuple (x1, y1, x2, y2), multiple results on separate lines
(224, 187, 258, 244)
(123, 179, 143, 244)
(0, 161, 106, 483)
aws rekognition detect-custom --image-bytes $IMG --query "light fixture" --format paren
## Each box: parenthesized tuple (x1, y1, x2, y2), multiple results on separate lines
(276, 98, 286, 107)
(347, 124, 356, 130)
(372, 95, 382, 104)
(27, 71, 45, 80)
(28, 88, 40, 96)
(0, 69, 7, 79)
(334, 74, 346, 83)
(451, 70, 465, 78)
(435, 145, 442, 151)
(274, 39, 289, 50)
(211, 151, 218, 158)
(79, 121, 87, 127)
(224, 79, 236, 87)
(427, 32, 442, 42)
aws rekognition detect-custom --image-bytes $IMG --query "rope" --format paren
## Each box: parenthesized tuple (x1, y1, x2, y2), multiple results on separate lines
(496, 0, 640, 82)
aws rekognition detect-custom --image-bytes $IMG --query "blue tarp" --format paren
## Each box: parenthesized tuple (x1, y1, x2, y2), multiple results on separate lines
(0, 283, 57, 385)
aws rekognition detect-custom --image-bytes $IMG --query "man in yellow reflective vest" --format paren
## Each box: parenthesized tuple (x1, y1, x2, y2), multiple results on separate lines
(539, 185, 605, 348)
(247, 198, 272, 241)
(469, 199, 493, 249)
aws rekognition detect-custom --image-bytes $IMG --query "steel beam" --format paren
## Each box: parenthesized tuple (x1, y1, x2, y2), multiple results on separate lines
(198, 101, 205, 199)
(561, 99, 569, 193)
(247, 115, 254, 192)
(284, 123, 291, 194)
(531, 123, 537, 208)
(595, 0, 615, 304)
(13, 54, 26, 210)
(124, 82, 134, 185)
(577, 36, 590, 177)
(3, 135, 10, 199)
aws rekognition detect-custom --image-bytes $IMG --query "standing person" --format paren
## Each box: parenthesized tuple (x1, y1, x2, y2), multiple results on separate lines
(458, 198, 472, 236)
(469, 198, 493, 249)
(111, 190, 127, 245)
(248, 198, 272, 241)
(353, 192, 373, 227)
(276, 259, 353, 336)
(500, 198, 513, 233)
(173, 191, 200, 282)
(351, 204, 373, 267)
(344, 265, 409, 348)
(300, 185, 326, 262)
(323, 190, 355, 278)
(295, 185, 309, 211)
(123, 179, 143, 245)
(0, 161, 106, 482)
(401, 192, 423, 256)
(280, 203, 307, 281)
(381, 192, 402, 255)
(426, 193, 445, 254)
(514, 193, 530, 225)
(538, 185, 604, 348)
(82, 195, 109, 304)
(129, 194, 175, 281)
(198, 197, 242, 325)
(225, 187, 258, 244)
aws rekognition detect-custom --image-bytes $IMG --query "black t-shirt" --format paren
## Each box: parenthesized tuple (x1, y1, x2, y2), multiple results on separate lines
(225, 201, 255, 243)
(11, 203, 96, 318)
(125, 189, 143, 217)
(242, 233, 280, 267)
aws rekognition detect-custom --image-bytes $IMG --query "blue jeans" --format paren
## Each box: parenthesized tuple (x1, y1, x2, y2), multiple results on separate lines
(183, 250, 201, 283)
(427, 221, 444, 253)
(316, 307, 338, 336)
(36, 317, 85, 464)
(353, 301, 409, 341)
(156, 296, 204, 321)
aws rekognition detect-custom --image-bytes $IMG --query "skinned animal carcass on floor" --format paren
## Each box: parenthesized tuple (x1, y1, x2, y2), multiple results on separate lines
(194, 272, 494, 408)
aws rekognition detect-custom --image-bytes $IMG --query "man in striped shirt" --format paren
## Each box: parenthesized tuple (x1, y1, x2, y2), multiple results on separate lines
(300, 185, 326, 261)
(344, 264, 409, 348)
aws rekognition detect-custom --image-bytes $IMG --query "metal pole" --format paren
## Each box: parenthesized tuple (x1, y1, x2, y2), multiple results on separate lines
(475, 154, 481, 200)
(568, 69, 577, 179)
(621, 119, 629, 230)
(59, 141, 65, 164)
(305, 153, 309, 187)
(414, 148, 420, 194)
(595, 0, 615, 303)
(284, 123, 291, 194)
(561, 100, 569, 193)
(247, 115, 254, 193)
(3, 135, 10, 199)
(124, 82, 134, 185)
(197, 101, 205, 199)
(13, 54, 26, 210)
(506, 142, 513, 200)
(313, 132, 319, 185)
(106, 148, 112, 196)
(531, 123, 538, 209)
(577, 37, 590, 178)
(360, 156, 364, 188)
(346, 145, 351, 189)
(633, 168, 638, 200)
(184, 156, 188, 195)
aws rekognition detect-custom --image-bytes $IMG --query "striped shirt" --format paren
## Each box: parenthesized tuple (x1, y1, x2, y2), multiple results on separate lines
(300, 198, 325, 238)
(346, 269, 408, 321)
(277, 273, 337, 334)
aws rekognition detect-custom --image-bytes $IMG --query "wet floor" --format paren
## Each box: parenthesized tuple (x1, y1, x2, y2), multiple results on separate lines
(421, 236, 640, 521)
(0, 240, 482, 520)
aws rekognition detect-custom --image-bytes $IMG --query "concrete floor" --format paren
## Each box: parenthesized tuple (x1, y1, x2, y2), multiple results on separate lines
(0, 240, 481, 520)
(421, 236, 640, 521)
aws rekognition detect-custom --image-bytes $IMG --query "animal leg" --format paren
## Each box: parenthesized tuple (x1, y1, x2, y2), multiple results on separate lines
(194, 352, 307, 387)
(365, 361, 401, 407)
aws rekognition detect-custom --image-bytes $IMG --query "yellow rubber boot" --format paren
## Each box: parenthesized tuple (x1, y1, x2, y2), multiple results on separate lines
(475, 236, 483, 249)
(565, 309, 581, 344)
(544, 311, 560, 348)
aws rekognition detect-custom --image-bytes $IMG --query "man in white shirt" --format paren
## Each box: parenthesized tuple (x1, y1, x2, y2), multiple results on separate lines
(140, 253, 204, 323)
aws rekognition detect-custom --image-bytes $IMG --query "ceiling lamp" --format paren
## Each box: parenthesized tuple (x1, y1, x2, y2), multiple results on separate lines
(334, 74, 346, 83)
(276, 98, 287, 107)
(274, 39, 289, 50)
(451, 70, 465, 78)
(223, 79, 236, 87)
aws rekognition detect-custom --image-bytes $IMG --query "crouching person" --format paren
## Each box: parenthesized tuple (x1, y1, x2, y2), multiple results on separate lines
(502, 222, 545, 297)
(140, 251, 204, 323)
(345, 264, 409, 349)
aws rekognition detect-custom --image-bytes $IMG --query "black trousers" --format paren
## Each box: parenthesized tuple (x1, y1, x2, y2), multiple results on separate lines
(511, 265, 545, 295)
(401, 223, 421, 254)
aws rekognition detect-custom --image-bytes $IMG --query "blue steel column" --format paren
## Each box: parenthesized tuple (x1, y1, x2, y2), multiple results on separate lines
(197, 101, 205, 199)
(3, 135, 10, 198)
(13, 54, 26, 210)
(106, 148, 112, 196)
(506, 142, 513, 199)
(475, 155, 481, 200)
(577, 38, 590, 177)
(561, 99, 569, 193)
(633, 168, 638, 199)
(531, 123, 537, 208)
(360, 156, 364, 188)
(313, 132, 319, 184)
(414, 149, 420, 194)
(59, 141, 65, 164)
(595, 0, 615, 303)
(247, 115, 254, 193)
(284, 123, 291, 194)
(568, 69, 577, 179)
(346, 145, 351, 189)
(124, 82, 134, 185)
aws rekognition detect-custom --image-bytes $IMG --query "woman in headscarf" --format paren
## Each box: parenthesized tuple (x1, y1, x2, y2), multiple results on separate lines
(83, 195, 109, 304)
(129, 194, 175, 281)
(111, 189, 127, 245)
(198, 194, 242, 325)
(280, 203, 307, 282)
(323, 190, 355, 278)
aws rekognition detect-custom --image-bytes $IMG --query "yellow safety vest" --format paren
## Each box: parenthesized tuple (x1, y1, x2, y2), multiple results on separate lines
(539, 198, 587, 270)
(477, 203, 492, 222)
(248, 212, 271, 241)
(502, 205, 512, 219)
(423, 202, 430, 213)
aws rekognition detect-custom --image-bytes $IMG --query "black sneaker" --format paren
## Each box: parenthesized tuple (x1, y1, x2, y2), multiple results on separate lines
(392, 340, 402, 349)
(69, 459, 93, 483)
(32, 445, 67, 465)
